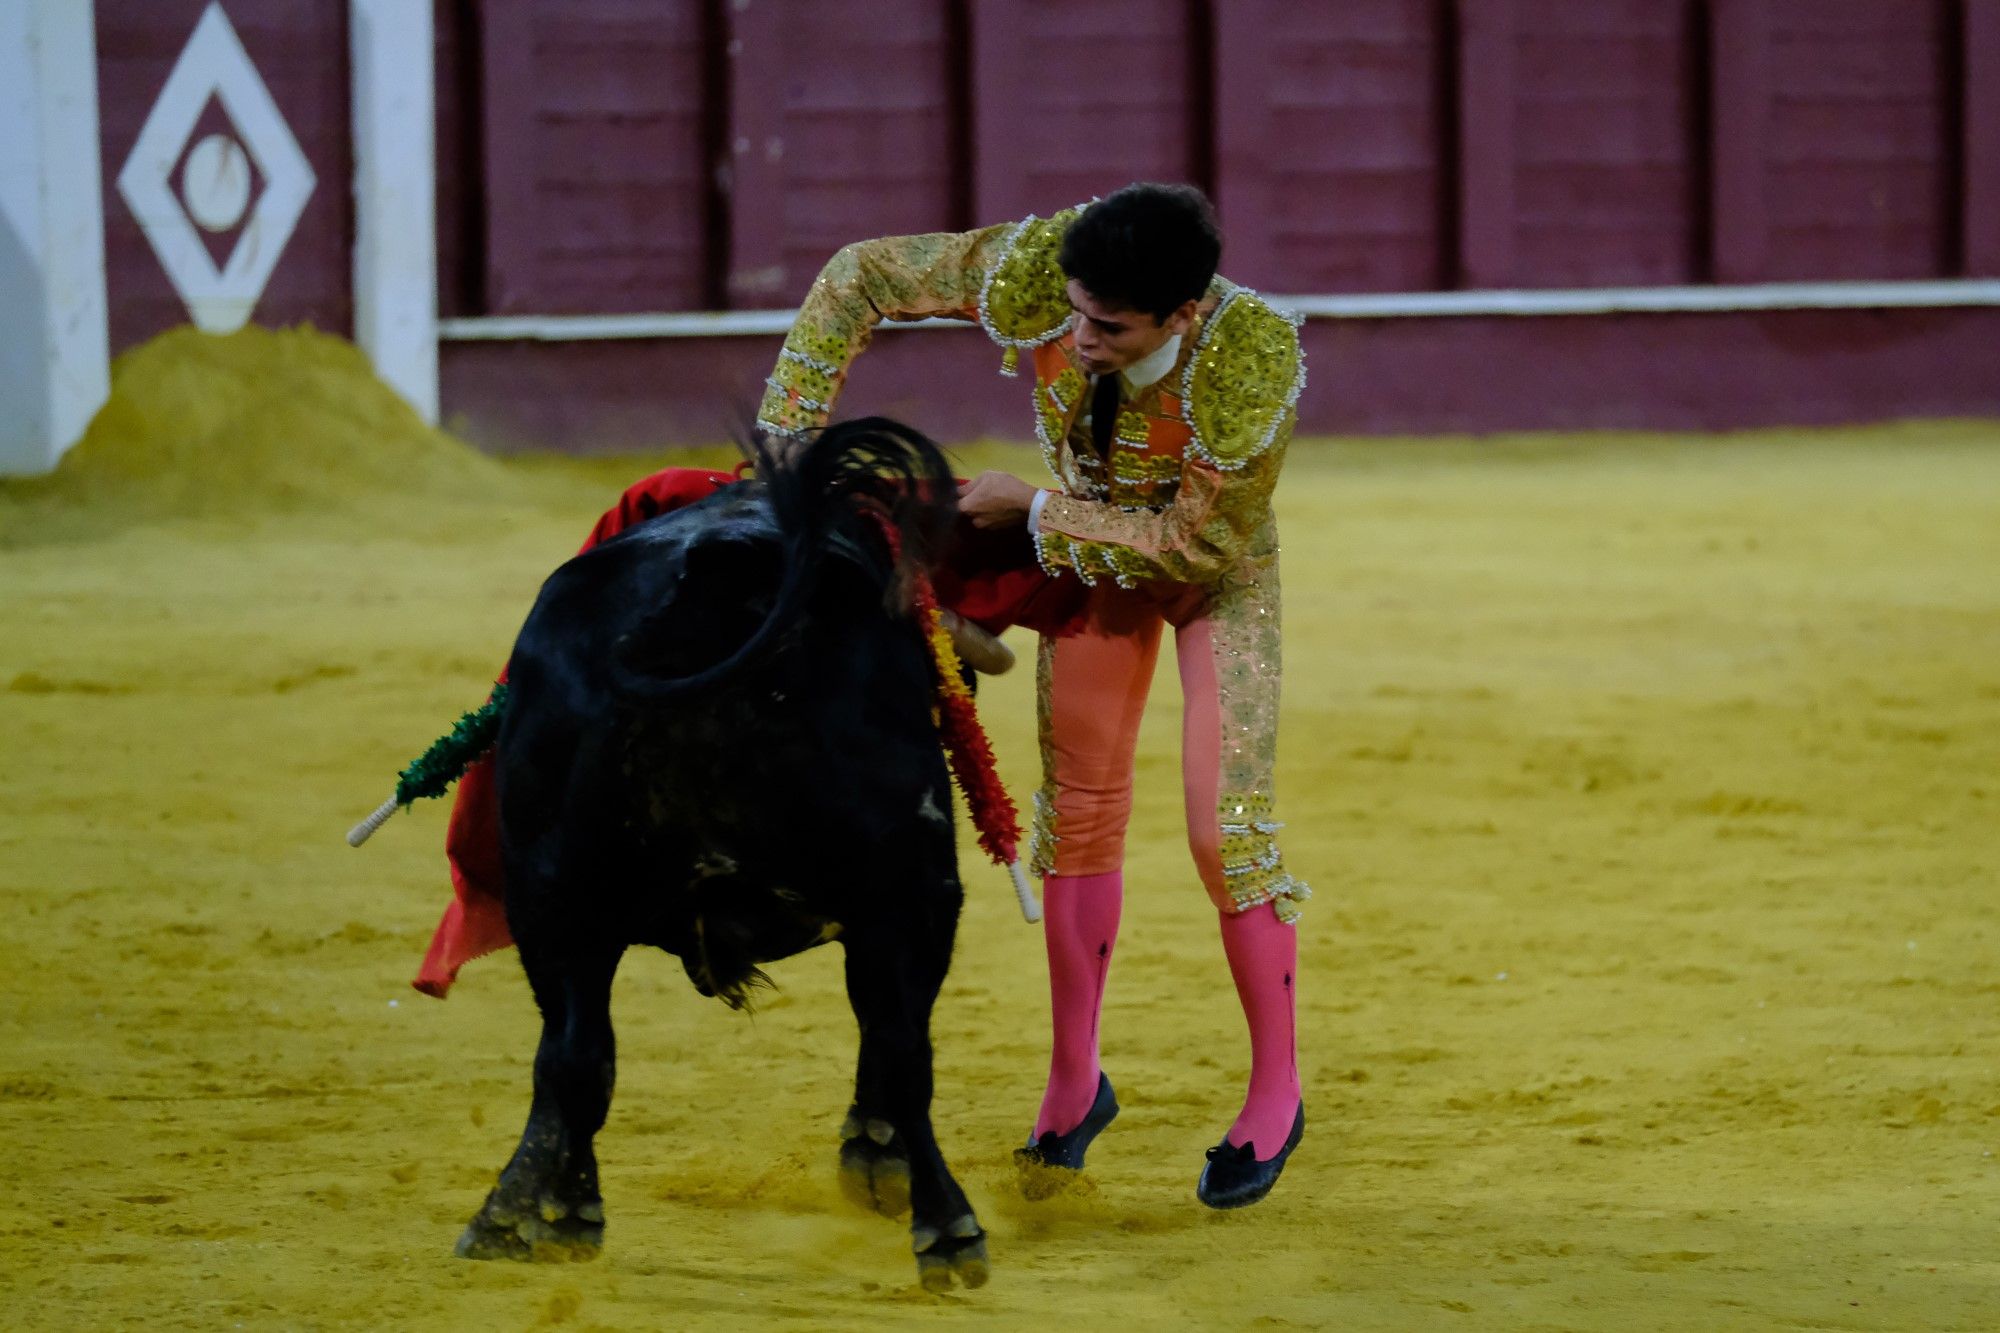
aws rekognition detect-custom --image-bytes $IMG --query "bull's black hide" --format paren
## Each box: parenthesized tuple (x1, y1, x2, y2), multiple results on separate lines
(455, 420, 989, 1290)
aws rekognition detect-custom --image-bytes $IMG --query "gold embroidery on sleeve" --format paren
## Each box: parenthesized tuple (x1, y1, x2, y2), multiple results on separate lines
(978, 207, 1085, 374)
(758, 227, 1007, 436)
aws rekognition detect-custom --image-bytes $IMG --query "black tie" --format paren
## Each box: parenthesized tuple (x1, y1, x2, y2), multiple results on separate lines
(1090, 371, 1121, 458)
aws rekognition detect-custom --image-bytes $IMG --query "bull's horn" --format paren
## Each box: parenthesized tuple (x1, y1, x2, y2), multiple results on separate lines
(940, 611, 1016, 676)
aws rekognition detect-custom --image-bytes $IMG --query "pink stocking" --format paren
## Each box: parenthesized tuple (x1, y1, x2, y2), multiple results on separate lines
(1220, 904, 1301, 1158)
(1033, 871, 1124, 1137)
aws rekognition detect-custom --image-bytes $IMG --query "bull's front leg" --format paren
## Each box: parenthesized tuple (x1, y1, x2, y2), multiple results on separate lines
(837, 1102, 913, 1219)
(840, 922, 988, 1292)
(457, 944, 623, 1261)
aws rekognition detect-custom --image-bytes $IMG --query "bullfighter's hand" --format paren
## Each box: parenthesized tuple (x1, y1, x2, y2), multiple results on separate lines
(961, 471, 1040, 529)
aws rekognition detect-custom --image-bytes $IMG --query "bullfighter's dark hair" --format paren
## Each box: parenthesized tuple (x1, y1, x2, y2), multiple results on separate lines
(1058, 182, 1222, 323)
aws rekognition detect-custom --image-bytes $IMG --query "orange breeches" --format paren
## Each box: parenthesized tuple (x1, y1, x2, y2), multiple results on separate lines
(1032, 583, 1239, 910)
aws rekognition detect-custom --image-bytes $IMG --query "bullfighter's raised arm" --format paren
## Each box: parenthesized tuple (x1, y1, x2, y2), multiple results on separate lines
(757, 223, 1015, 439)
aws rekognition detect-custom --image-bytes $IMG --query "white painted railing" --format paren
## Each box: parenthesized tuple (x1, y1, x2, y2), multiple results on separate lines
(437, 279, 2000, 342)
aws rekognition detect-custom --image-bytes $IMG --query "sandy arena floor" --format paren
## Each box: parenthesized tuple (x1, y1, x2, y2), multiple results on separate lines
(2, 353, 1996, 1328)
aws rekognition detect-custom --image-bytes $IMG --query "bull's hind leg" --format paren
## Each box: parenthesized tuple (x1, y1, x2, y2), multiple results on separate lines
(837, 923, 931, 1221)
(457, 945, 623, 1261)
(840, 921, 988, 1292)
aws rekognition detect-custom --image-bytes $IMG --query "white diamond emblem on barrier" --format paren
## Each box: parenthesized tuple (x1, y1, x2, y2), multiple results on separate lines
(116, 2, 317, 333)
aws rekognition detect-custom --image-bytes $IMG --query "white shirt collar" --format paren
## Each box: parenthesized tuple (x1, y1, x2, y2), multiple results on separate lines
(1118, 333, 1183, 393)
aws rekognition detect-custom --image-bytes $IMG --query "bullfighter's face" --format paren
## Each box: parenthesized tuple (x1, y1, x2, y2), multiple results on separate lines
(1066, 280, 1197, 378)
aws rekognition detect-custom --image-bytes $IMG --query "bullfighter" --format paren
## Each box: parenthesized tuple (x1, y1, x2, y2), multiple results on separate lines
(758, 183, 1310, 1208)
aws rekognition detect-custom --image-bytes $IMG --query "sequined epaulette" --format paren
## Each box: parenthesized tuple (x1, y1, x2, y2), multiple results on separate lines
(1181, 284, 1307, 471)
(978, 207, 1083, 375)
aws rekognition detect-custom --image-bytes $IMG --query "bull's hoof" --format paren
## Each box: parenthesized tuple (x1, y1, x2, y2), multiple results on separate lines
(455, 1190, 604, 1262)
(837, 1117, 911, 1219)
(913, 1215, 989, 1292)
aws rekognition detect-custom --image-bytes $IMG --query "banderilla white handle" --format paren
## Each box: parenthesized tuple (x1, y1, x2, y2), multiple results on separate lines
(1008, 859, 1043, 924)
(346, 795, 400, 848)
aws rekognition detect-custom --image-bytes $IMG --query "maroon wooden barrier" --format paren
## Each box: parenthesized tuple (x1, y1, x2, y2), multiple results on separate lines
(721, 0, 787, 307)
(1760, 0, 1957, 281)
(434, 0, 479, 321)
(478, 0, 713, 314)
(1215, 0, 1446, 293)
(1510, 0, 1702, 287)
(967, 0, 1204, 223)
(1709, 0, 1772, 281)
(1208, 0, 1277, 290)
(727, 0, 961, 306)
(441, 0, 1993, 317)
(1455, 0, 1517, 287)
(1965, 0, 2000, 276)
(438, 305, 2000, 451)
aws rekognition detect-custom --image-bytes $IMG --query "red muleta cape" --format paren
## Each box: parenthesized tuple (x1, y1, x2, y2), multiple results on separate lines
(413, 466, 1079, 997)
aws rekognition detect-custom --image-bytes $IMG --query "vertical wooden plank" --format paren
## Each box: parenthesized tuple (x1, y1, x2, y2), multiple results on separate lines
(1210, 0, 1277, 288)
(944, 0, 974, 229)
(1708, 0, 1771, 283)
(432, 0, 476, 320)
(1507, 1, 1700, 287)
(1253, 1, 1445, 292)
(967, 0, 1033, 223)
(476, 0, 538, 312)
(722, 0, 788, 306)
(772, 0, 957, 296)
(1454, 0, 1516, 287)
(1966, 0, 2000, 275)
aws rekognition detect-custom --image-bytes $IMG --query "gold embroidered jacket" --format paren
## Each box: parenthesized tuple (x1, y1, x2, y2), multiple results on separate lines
(756, 206, 1306, 597)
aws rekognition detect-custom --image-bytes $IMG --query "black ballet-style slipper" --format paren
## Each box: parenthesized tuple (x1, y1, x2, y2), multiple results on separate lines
(1196, 1104, 1305, 1210)
(1014, 1072, 1120, 1176)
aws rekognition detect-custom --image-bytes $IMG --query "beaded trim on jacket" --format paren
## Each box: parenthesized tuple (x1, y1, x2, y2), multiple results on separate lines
(976, 208, 1084, 374)
(986, 208, 1309, 474)
(1177, 282, 1308, 473)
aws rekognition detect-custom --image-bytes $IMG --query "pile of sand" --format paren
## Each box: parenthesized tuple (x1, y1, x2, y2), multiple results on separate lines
(0, 325, 516, 542)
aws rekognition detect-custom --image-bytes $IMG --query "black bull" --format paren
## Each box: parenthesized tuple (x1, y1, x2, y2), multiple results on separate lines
(454, 420, 991, 1290)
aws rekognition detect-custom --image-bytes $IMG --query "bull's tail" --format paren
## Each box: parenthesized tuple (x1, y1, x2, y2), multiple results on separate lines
(608, 417, 957, 701)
